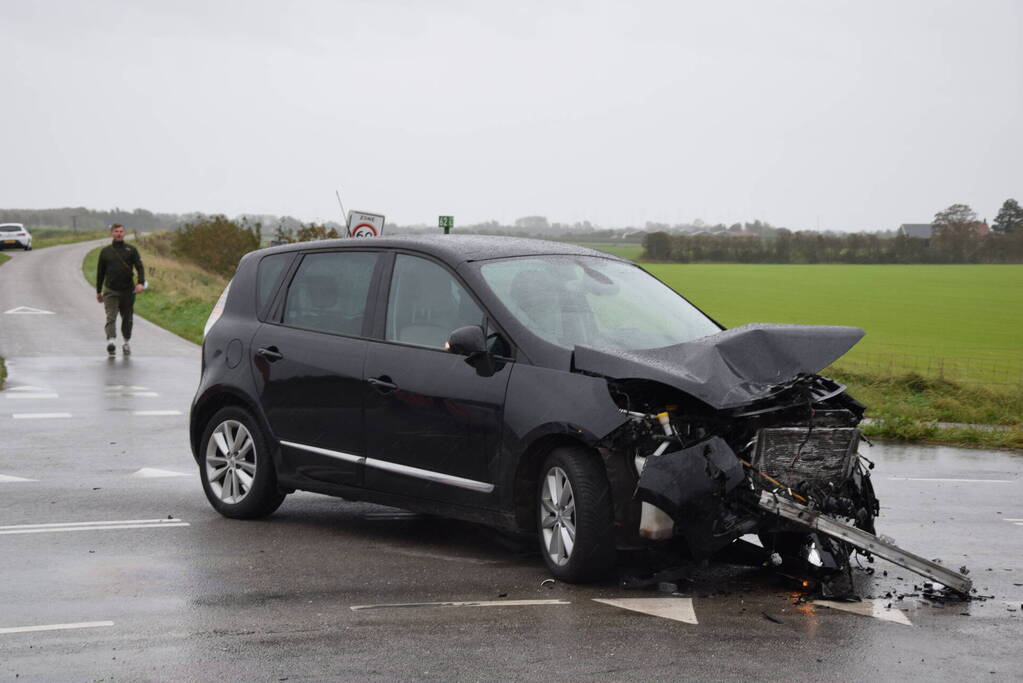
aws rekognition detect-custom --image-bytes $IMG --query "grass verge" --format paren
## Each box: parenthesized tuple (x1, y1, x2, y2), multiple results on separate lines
(0, 253, 10, 267)
(84, 233, 228, 345)
(0, 356, 6, 391)
(832, 370, 1023, 449)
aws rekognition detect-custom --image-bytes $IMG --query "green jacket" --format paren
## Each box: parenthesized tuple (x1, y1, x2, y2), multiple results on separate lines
(96, 241, 145, 293)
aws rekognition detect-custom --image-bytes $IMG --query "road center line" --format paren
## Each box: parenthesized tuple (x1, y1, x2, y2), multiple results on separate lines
(131, 410, 182, 416)
(0, 621, 114, 635)
(351, 599, 570, 611)
(887, 477, 1015, 484)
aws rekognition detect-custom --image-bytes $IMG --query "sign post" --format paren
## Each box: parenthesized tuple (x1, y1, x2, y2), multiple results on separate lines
(439, 215, 454, 234)
(347, 211, 386, 238)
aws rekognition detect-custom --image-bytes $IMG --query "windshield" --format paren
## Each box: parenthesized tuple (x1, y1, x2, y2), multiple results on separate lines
(479, 256, 721, 351)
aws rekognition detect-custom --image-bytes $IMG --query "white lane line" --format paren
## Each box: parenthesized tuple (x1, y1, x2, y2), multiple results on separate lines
(0, 518, 189, 535)
(5, 393, 59, 399)
(0, 621, 114, 635)
(592, 598, 699, 624)
(108, 391, 159, 398)
(888, 477, 1015, 484)
(1015, 523, 1023, 526)
(12, 412, 72, 419)
(131, 468, 190, 478)
(131, 410, 182, 416)
(1004, 518, 1023, 522)
(0, 518, 184, 530)
(351, 599, 570, 611)
(0, 474, 37, 483)
(6, 385, 51, 393)
(814, 600, 912, 626)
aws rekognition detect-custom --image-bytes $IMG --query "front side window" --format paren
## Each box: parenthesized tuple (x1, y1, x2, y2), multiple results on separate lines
(479, 256, 721, 351)
(282, 251, 378, 336)
(385, 254, 484, 349)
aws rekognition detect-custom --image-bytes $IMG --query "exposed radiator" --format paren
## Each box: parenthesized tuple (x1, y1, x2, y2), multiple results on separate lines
(753, 427, 860, 486)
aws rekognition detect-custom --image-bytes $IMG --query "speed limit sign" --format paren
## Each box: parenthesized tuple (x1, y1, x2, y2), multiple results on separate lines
(347, 211, 385, 238)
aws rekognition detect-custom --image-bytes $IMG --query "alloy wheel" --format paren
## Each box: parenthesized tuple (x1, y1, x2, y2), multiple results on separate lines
(205, 419, 257, 504)
(540, 466, 576, 566)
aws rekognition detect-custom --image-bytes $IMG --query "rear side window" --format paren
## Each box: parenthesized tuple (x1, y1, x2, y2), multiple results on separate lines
(256, 253, 293, 315)
(282, 251, 378, 336)
(385, 254, 484, 348)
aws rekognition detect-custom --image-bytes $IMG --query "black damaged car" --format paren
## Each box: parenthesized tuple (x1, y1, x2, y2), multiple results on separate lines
(190, 236, 878, 582)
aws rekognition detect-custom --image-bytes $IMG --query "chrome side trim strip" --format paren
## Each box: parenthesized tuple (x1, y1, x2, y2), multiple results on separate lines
(279, 440, 494, 493)
(365, 458, 495, 493)
(280, 440, 365, 465)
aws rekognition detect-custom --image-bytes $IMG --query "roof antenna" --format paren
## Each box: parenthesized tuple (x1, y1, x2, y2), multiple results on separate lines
(335, 189, 351, 237)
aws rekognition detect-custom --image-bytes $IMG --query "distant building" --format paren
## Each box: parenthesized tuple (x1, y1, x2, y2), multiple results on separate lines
(898, 223, 933, 239)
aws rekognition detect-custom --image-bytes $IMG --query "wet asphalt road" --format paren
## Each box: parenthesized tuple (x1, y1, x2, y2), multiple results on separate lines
(1, 242, 1022, 681)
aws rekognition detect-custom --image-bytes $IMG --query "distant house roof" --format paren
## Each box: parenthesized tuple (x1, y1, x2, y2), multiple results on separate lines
(898, 223, 932, 238)
(969, 220, 991, 237)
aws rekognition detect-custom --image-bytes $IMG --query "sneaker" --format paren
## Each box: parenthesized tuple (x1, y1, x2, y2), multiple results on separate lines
(106, 339, 116, 356)
(122, 342, 131, 356)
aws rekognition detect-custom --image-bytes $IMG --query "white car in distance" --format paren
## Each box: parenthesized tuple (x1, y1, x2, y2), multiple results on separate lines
(0, 223, 32, 251)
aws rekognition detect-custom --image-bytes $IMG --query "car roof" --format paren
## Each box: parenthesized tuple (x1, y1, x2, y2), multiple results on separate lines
(258, 234, 627, 266)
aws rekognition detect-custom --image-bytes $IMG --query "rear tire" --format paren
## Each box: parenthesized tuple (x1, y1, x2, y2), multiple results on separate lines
(199, 406, 285, 519)
(536, 446, 616, 582)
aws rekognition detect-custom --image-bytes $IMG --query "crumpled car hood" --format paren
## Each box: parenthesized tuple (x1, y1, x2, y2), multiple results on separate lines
(573, 323, 865, 409)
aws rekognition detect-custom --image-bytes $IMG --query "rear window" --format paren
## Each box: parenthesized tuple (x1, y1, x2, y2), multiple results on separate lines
(0, 226, 22, 233)
(256, 253, 293, 315)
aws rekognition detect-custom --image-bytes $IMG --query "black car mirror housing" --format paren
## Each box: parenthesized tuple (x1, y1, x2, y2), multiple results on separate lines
(446, 325, 497, 377)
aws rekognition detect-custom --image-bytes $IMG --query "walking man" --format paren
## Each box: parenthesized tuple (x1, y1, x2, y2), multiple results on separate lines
(95, 224, 146, 355)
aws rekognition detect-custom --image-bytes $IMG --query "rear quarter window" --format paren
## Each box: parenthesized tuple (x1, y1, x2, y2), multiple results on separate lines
(256, 253, 293, 315)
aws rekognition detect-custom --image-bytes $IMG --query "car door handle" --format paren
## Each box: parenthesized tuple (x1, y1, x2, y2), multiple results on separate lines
(256, 346, 284, 362)
(368, 376, 398, 393)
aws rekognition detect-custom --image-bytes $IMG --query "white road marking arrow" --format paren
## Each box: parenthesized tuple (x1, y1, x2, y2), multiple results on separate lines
(3, 306, 55, 315)
(132, 468, 189, 478)
(592, 597, 699, 624)
(814, 599, 913, 626)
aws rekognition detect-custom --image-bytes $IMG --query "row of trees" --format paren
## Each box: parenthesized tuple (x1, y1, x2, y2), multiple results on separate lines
(644, 201, 1023, 264)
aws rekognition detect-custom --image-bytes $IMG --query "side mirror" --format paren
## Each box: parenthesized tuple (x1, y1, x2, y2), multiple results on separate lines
(446, 325, 496, 377)
(446, 325, 486, 356)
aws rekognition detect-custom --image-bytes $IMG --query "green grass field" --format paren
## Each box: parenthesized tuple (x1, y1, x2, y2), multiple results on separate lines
(572, 242, 645, 261)
(643, 264, 1023, 387)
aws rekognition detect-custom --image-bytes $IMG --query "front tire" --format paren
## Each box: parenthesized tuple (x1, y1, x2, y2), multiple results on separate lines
(199, 406, 285, 519)
(536, 446, 616, 582)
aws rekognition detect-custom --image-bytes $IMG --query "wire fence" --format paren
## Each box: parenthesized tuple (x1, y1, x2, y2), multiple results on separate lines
(827, 345, 1023, 389)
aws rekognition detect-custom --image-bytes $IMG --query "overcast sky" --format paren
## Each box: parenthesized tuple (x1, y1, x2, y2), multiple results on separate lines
(2, 1, 1021, 231)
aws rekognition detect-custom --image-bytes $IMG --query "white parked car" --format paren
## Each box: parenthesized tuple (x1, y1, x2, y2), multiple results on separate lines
(0, 223, 32, 250)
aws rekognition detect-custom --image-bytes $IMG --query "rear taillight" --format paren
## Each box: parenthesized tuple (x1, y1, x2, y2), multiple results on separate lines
(203, 280, 232, 338)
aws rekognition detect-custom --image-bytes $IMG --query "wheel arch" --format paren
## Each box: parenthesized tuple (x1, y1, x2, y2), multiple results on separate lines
(190, 387, 270, 465)
(512, 434, 607, 534)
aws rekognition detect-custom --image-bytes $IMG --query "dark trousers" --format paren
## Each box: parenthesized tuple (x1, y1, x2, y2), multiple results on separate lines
(103, 289, 135, 340)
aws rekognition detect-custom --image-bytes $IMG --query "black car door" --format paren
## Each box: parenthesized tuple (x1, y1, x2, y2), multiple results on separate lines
(362, 253, 512, 506)
(251, 249, 382, 487)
